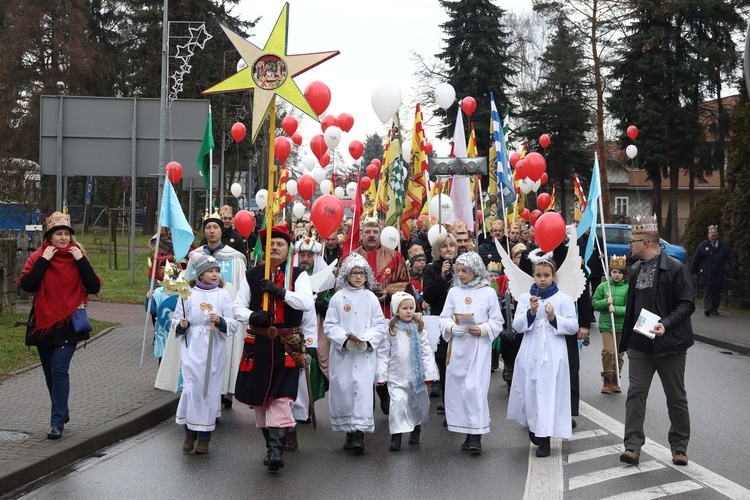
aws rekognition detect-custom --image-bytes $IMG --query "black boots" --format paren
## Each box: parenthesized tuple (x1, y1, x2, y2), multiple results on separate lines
(536, 437, 551, 457)
(408, 425, 421, 445)
(266, 427, 287, 471)
(389, 433, 402, 451)
(262, 428, 271, 465)
(285, 428, 299, 451)
(343, 432, 354, 450)
(351, 430, 365, 454)
(461, 433, 481, 453)
(375, 384, 390, 415)
(528, 430, 539, 445)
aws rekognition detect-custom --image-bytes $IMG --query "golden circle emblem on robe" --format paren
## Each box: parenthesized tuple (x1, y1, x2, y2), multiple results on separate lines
(306, 337, 313, 345)
(385, 268, 392, 275)
(343, 304, 352, 312)
(465, 297, 472, 305)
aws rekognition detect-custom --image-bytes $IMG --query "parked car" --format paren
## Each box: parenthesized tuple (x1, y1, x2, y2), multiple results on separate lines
(595, 224, 687, 263)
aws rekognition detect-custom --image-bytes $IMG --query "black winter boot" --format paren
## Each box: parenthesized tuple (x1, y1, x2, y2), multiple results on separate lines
(267, 428, 287, 471)
(536, 437, 551, 457)
(343, 432, 354, 450)
(389, 434, 402, 451)
(408, 425, 421, 445)
(461, 434, 471, 451)
(375, 384, 390, 415)
(468, 434, 482, 454)
(351, 430, 365, 454)
(262, 428, 271, 465)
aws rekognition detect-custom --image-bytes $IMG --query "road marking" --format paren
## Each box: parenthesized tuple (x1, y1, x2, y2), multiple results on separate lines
(524, 438, 564, 500)
(599, 480, 704, 499)
(579, 401, 750, 499)
(568, 460, 665, 490)
(567, 428, 609, 441)
(566, 444, 623, 464)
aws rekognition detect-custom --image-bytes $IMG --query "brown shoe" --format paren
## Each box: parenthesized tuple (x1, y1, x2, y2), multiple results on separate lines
(182, 435, 196, 453)
(620, 449, 640, 465)
(285, 429, 299, 451)
(195, 440, 209, 454)
(601, 375, 613, 394)
(611, 383, 622, 393)
(672, 451, 688, 466)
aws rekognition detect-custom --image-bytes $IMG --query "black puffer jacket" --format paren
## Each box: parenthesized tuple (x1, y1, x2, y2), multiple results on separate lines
(620, 252, 695, 356)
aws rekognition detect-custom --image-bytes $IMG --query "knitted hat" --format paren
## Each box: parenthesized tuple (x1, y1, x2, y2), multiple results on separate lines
(44, 211, 74, 237)
(192, 254, 220, 278)
(258, 222, 292, 245)
(202, 209, 223, 229)
(408, 244, 426, 264)
(390, 291, 415, 316)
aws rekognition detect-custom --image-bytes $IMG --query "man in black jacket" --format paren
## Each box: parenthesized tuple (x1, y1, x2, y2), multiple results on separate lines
(619, 217, 695, 467)
(691, 225, 738, 316)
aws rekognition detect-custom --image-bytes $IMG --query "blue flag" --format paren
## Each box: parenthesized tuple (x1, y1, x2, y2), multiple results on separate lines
(158, 180, 193, 261)
(576, 154, 601, 273)
(490, 93, 516, 208)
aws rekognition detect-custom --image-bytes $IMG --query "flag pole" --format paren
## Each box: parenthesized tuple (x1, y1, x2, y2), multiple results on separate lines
(142, 176, 166, 366)
(207, 103, 213, 213)
(263, 97, 277, 312)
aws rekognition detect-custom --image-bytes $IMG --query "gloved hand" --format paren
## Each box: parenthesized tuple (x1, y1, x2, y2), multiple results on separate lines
(451, 324, 467, 337)
(315, 299, 328, 317)
(248, 310, 272, 327)
(260, 279, 286, 299)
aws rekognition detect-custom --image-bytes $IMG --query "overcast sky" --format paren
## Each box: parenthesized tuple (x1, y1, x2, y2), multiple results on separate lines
(233, 0, 532, 165)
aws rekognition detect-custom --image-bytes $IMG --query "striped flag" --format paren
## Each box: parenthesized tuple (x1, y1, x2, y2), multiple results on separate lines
(379, 119, 408, 227)
(270, 167, 288, 222)
(490, 93, 516, 209)
(549, 184, 556, 211)
(573, 173, 587, 223)
(401, 104, 428, 240)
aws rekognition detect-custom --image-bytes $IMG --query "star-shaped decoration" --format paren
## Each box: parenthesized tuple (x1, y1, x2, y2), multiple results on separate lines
(203, 2, 339, 142)
(189, 23, 212, 50)
(174, 43, 194, 63)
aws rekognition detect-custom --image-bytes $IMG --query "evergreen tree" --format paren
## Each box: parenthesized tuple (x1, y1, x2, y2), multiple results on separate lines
(363, 133, 385, 167)
(724, 81, 750, 276)
(517, 14, 591, 216)
(436, 0, 516, 157)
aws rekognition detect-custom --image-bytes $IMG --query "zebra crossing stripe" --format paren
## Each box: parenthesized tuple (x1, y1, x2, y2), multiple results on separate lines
(567, 429, 609, 441)
(568, 460, 665, 490)
(599, 480, 704, 500)
(566, 445, 623, 465)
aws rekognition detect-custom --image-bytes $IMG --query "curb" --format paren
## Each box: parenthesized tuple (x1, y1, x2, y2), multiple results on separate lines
(693, 334, 750, 356)
(0, 392, 179, 496)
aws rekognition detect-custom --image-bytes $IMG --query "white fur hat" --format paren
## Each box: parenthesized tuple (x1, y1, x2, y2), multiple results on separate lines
(390, 291, 415, 316)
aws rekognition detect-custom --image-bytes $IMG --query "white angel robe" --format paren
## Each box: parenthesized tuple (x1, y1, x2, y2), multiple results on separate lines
(376, 322, 440, 434)
(440, 285, 504, 435)
(507, 290, 578, 439)
(323, 286, 387, 433)
(291, 307, 319, 422)
(173, 286, 239, 432)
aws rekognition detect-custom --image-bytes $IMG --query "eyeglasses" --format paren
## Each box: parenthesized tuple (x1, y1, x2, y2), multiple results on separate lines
(350, 271, 366, 276)
(629, 239, 646, 244)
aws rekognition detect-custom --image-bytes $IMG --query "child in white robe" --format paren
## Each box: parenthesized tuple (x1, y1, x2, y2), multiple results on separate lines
(377, 292, 439, 451)
(441, 252, 505, 454)
(324, 254, 386, 454)
(173, 254, 238, 454)
(507, 258, 578, 457)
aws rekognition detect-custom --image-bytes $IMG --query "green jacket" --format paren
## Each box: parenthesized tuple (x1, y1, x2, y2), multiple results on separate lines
(591, 278, 628, 333)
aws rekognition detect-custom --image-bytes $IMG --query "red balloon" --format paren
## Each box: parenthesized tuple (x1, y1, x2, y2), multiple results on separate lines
(231, 122, 246, 143)
(291, 132, 303, 146)
(348, 140, 364, 160)
(320, 114, 338, 132)
(461, 96, 477, 117)
(297, 174, 316, 201)
(530, 209, 542, 226)
(310, 134, 327, 159)
(537, 192, 551, 211)
(281, 116, 298, 136)
(234, 210, 255, 238)
(534, 212, 566, 253)
(370, 158, 381, 168)
(165, 161, 183, 183)
(319, 152, 331, 167)
(627, 125, 638, 140)
(304, 200, 311, 208)
(477, 209, 484, 221)
(521, 208, 530, 221)
(510, 152, 521, 168)
(304, 81, 331, 116)
(366, 164, 378, 179)
(310, 194, 344, 239)
(540, 172, 548, 185)
(524, 152, 546, 182)
(274, 136, 292, 163)
(337, 113, 354, 133)
(515, 159, 527, 180)
(539, 134, 550, 149)
(286, 193, 294, 202)
(360, 177, 372, 190)
(424, 142, 433, 155)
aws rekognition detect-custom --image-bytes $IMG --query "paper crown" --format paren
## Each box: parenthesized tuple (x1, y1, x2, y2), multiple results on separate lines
(202, 209, 223, 229)
(450, 220, 469, 234)
(360, 216, 381, 228)
(610, 255, 627, 270)
(408, 244, 426, 262)
(708, 224, 718, 233)
(45, 211, 74, 236)
(295, 236, 321, 253)
(220, 205, 233, 217)
(487, 261, 503, 273)
(631, 214, 658, 235)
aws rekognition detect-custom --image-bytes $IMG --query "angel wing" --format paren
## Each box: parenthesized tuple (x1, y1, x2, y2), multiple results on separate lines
(494, 238, 534, 302)
(556, 225, 587, 300)
(308, 259, 338, 293)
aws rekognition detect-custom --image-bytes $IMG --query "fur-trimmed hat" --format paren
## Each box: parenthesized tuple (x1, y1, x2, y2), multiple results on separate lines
(192, 254, 220, 278)
(44, 211, 74, 238)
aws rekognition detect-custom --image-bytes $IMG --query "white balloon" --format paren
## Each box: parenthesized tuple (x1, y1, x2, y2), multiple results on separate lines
(434, 82, 456, 110)
(380, 226, 400, 250)
(320, 179, 333, 194)
(255, 189, 268, 209)
(346, 182, 357, 198)
(230, 182, 242, 198)
(429, 194, 454, 220)
(532, 180, 541, 192)
(286, 179, 298, 196)
(427, 224, 447, 245)
(371, 82, 402, 123)
(312, 167, 327, 184)
(302, 154, 316, 171)
(324, 126, 342, 150)
(520, 178, 534, 194)
(292, 202, 305, 218)
(626, 144, 638, 159)
(334, 186, 346, 199)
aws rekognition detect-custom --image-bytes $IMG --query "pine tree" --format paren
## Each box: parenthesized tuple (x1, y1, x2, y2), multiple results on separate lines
(517, 14, 591, 216)
(363, 133, 385, 167)
(436, 0, 516, 156)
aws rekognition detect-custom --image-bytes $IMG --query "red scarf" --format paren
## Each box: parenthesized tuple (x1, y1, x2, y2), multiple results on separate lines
(18, 242, 93, 336)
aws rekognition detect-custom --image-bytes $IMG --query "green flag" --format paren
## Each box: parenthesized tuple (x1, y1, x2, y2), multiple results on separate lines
(197, 109, 214, 192)
(252, 216, 266, 264)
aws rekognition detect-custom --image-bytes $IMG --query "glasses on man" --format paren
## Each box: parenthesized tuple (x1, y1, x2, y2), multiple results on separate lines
(350, 271, 366, 276)
(629, 238, 646, 244)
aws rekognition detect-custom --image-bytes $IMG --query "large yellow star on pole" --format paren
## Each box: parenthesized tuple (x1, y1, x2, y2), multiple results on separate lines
(203, 3, 339, 142)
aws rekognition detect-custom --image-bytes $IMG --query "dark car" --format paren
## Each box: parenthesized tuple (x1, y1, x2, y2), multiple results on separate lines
(595, 224, 687, 263)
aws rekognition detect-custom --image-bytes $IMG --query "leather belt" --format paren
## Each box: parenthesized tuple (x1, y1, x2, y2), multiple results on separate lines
(250, 326, 302, 339)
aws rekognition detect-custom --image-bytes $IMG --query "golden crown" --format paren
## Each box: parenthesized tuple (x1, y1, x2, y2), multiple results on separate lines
(708, 224, 718, 233)
(45, 211, 72, 231)
(610, 255, 627, 270)
(408, 244, 426, 260)
(631, 214, 658, 235)
(450, 220, 469, 234)
(487, 262, 503, 273)
(202, 209, 222, 224)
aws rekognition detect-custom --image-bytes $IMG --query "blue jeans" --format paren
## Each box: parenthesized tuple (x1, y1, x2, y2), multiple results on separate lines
(37, 344, 77, 428)
(185, 425, 212, 442)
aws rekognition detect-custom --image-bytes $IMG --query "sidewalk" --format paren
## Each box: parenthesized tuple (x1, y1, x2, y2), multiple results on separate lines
(0, 303, 748, 496)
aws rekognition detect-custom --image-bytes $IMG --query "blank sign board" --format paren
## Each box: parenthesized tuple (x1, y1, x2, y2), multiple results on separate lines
(39, 96, 209, 180)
